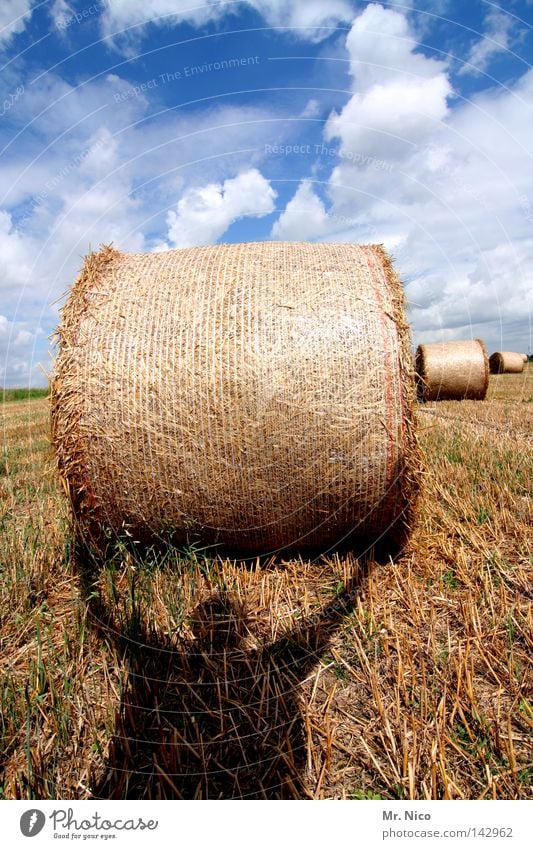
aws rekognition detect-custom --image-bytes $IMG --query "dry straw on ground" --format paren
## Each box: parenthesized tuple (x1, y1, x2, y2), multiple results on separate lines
(489, 352, 526, 374)
(2, 367, 531, 800)
(51, 242, 420, 555)
(415, 340, 488, 402)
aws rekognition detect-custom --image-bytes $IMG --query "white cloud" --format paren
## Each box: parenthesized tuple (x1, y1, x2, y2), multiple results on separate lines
(0, 63, 290, 387)
(101, 0, 354, 44)
(0, 0, 35, 46)
(1, 67, 282, 266)
(49, 0, 72, 30)
(344, 2, 448, 90)
(300, 98, 321, 118)
(326, 74, 451, 162)
(250, 0, 354, 38)
(459, 8, 516, 76)
(0, 314, 43, 387)
(165, 168, 276, 247)
(325, 3, 452, 162)
(271, 179, 392, 244)
(2, 0, 532, 388)
(271, 4, 533, 353)
(1, 66, 279, 211)
(0, 210, 34, 291)
(338, 3, 446, 92)
(272, 180, 328, 240)
(102, 0, 228, 37)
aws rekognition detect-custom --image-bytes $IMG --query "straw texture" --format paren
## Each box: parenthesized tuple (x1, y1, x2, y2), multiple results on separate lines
(415, 340, 488, 402)
(51, 242, 420, 555)
(489, 352, 525, 374)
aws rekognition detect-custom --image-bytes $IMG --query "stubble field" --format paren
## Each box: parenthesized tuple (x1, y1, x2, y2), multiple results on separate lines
(0, 368, 531, 799)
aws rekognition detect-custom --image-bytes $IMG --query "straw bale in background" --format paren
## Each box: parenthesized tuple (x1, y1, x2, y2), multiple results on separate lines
(415, 339, 488, 402)
(489, 352, 525, 374)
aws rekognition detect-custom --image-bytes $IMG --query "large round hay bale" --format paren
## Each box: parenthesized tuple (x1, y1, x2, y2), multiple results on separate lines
(489, 351, 525, 374)
(51, 242, 420, 555)
(415, 339, 488, 402)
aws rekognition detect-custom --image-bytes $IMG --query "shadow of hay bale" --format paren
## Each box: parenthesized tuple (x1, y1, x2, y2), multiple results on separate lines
(74, 542, 382, 799)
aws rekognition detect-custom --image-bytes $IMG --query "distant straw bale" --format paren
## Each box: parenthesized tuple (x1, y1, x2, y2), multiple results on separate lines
(51, 242, 420, 555)
(521, 353, 528, 364)
(415, 339, 488, 402)
(489, 352, 525, 374)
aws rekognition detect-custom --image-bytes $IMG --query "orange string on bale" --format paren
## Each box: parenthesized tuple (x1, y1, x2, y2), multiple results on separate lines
(489, 352, 526, 374)
(415, 339, 489, 402)
(51, 242, 421, 556)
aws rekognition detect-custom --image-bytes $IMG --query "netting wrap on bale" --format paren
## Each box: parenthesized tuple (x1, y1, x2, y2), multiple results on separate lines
(415, 339, 488, 402)
(51, 242, 420, 555)
(489, 352, 525, 374)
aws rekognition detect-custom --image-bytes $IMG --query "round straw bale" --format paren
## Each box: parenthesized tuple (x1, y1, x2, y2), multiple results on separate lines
(51, 242, 420, 555)
(489, 351, 525, 374)
(522, 353, 528, 364)
(415, 339, 488, 402)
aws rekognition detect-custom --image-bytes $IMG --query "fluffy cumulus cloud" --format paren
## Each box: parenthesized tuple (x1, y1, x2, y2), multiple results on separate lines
(101, 0, 354, 42)
(272, 180, 327, 240)
(325, 3, 452, 162)
(164, 168, 276, 247)
(272, 3, 532, 352)
(0, 0, 35, 46)
(343, 2, 447, 90)
(271, 178, 399, 245)
(271, 178, 396, 243)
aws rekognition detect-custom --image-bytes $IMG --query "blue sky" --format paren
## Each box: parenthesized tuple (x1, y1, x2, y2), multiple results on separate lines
(0, 0, 532, 385)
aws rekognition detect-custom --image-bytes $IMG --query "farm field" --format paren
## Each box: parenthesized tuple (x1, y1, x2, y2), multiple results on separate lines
(0, 368, 531, 800)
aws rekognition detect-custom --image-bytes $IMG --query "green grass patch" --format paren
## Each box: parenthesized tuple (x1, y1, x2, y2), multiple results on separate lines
(1, 388, 49, 403)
